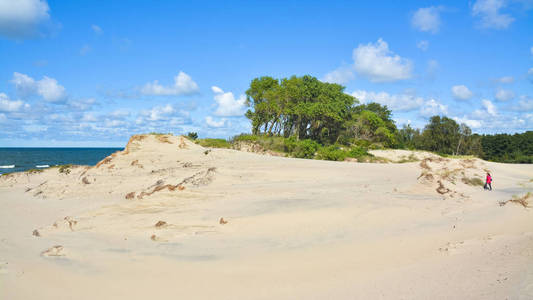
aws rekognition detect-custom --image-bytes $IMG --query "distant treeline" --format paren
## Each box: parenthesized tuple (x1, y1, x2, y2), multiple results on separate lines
(241, 75, 532, 163)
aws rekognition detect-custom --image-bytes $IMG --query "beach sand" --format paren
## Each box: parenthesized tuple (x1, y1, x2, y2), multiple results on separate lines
(1, 134, 532, 299)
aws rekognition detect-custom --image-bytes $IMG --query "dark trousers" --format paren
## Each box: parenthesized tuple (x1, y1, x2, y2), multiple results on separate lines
(485, 182, 492, 190)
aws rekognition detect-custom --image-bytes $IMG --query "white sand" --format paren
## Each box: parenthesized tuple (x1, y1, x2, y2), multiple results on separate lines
(1, 134, 532, 299)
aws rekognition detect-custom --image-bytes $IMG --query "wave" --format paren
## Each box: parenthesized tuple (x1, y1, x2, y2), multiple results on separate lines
(36, 165, 50, 168)
(0, 165, 15, 169)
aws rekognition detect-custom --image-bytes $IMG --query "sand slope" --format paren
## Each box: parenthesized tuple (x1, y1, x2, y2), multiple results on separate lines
(1, 134, 532, 299)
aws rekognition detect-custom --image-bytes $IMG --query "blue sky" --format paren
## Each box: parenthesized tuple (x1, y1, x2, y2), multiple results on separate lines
(0, 0, 532, 147)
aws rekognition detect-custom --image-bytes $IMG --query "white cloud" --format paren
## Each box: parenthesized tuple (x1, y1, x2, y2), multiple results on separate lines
(353, 38, 412, 82)
(11, 72, 66, 102)
(322, 66, 355, 84)
(80, 44, 91, 55)
(205, 116, 226, 128)
(417, 40, 429, 51)
(142, 104, 175, 121)
(109, 110, 130, 118)
(23, 124, 47, 133)
(81, 112, 98, 122)
(482, 99, 498, 116)
(495, 76, 514, 83)
(412, 6, 442, 33)
(0, 93, 29, 112)
(472, 0, 514, 29)
(453, 116, 482, 129)
(451, 85, 473, 100)
(211, 86, 246, 117)
(420, 99, 448, 117)
(68, 98, 96, 111)
(91, 24, 102, 34)
(0, 0, 50, 38)
(37, 76, 66, 102)
(104, 119, 125, 128)
(494, 88, 515, 101)
(351, 90, 423, 111)
(11, 72, 37, 96)
(141, 71, 199, 96)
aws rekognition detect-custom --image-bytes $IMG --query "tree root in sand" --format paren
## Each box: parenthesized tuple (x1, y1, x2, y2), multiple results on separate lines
(137, 167, 216, 199)
(436, 180, 451, 194)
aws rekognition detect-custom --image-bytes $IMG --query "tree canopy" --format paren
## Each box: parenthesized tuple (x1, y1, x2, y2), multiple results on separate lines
(245, 75, 397, 146)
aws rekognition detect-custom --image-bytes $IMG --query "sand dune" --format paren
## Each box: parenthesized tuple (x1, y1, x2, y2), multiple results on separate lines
(1, 134, 532, 299)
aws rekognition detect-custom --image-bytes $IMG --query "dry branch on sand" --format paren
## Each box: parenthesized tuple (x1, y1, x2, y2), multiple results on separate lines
(41, 245, 65, 257)
(499, 193, 531, 208)
(155, 221, 167, 227)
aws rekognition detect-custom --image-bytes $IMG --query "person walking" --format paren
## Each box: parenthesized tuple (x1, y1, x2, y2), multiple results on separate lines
(485, 173, 492, 191)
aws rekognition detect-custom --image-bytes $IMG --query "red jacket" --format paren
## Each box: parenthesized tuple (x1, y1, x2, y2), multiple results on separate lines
(486, 175, 492, 183)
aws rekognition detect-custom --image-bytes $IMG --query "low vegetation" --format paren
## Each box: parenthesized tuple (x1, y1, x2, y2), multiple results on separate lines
(195, 138, 232, 149)
(25, 169, 43, 174)
(196, 133, 377, 162)
(57, 164, 72, 175)
(397, 154, 419, 163)
(461, 176, 484, 186)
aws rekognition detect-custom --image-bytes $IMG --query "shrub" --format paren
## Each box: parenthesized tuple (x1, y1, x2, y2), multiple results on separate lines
(196, 138, 231, 148)
(187, 132, 198, 140)
(316, 145, 347, 161)
(287, 139, 319, 159)
(232, 133, 259, 142)
(58, 164, 72, 175)
(347, 146, 369, 158)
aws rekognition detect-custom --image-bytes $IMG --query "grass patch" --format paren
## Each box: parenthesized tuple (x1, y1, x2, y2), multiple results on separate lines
(195, 138, 232, 149)
(397, 153, 419, 163)
(461, 177, 484, 186)
(148, 132, 173, 136)
(55, 164, 73, 175)
(26, 169, 43, 174)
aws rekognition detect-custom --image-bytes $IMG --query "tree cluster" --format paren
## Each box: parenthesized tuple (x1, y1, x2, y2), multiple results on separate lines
(244, 75, 532, 163)
(245, 75, 397, 146)
(396, 116, 482, 156)
(480, 131, 533, 163)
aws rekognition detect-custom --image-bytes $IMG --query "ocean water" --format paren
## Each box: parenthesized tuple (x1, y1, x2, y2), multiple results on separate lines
(0, 148, 123, 174)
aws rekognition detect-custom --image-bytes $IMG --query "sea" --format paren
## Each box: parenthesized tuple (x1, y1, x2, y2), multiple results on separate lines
(0, 148, 123, 174)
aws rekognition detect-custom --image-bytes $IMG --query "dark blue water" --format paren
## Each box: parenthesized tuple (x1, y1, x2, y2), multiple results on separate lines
(0, 148, 123, 174)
